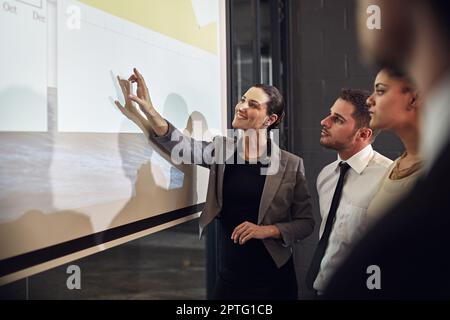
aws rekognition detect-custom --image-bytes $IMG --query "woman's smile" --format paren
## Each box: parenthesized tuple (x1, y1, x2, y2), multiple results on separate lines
(236, 112, 247, 120)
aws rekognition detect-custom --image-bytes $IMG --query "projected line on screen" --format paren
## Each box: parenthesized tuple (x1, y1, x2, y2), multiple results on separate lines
(58, 0, 220, 133)
(15, 0, 43, 9)
(78, 0, 218, 54)
(78, 18, 213, 64)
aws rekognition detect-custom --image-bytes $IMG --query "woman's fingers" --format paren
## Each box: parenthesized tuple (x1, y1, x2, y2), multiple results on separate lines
(134, 68, 145, 82)
(117, 76, 133, 98)
(240, 232, 254, 245)
(239, 230, 253, 244)
(231, 221, 262, 244)
(133, 68, 145, 86)
(115, 100, 135, 116)
(231, 225, 238, 240)
(128, 94, 146, 107)
(114, 100, 125, 113)
(117, 76, 126, 93)
(231, 222, 249, 241)
(128, 74, 138, 82)
(235, 222, 249, 232)
(116, 99, 148, 126)
(233, 226, 252, 243)
(118, 71, 153, 115)
(134, 68, 150, 99)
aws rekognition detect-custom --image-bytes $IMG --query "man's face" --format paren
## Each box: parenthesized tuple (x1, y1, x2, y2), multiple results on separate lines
(320, 99, 360, 151)
(356, 0, 415, 69)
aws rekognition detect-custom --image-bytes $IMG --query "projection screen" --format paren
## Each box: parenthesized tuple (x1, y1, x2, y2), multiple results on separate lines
(0, 0, 228, 285)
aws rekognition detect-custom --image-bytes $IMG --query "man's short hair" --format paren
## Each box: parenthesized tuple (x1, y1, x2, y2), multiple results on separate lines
(339, 88, 379, 141)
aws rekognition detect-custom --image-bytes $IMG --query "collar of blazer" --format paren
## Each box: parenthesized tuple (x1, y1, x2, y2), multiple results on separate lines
(216, 136, 288, 224)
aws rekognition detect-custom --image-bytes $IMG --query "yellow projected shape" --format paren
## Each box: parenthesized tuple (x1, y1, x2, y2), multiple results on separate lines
(79, 0, 217, 54)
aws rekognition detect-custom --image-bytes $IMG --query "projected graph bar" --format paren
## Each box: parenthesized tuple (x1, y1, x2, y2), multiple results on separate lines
(15, 0, 43, 9)
(57, 0, 221, 133)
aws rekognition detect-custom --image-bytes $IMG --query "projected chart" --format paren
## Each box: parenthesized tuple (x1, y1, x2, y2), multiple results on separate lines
(78, 0, 218, 54)
(0, 0, 226, 287)
(0, 0, 47, 132)
(16, 0, 43, 9)
(58, 0, 221, 133)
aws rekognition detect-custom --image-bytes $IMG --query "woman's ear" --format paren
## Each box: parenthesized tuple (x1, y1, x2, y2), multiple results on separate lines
(407, 91, 419, 111)
(411, 91, 419, 107)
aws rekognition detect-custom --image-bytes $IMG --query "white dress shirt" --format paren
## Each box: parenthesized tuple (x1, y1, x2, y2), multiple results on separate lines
(421, 72, 450, 174)
(313, 144, 392, 292)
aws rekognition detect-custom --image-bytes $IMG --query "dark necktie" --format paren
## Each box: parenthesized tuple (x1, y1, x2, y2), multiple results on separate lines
(305, 161, 351, 290)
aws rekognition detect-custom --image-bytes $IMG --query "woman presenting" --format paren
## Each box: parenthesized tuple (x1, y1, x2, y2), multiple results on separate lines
(115, 68, 314, 300)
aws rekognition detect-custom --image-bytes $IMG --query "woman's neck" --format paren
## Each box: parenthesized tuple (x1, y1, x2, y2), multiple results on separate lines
(396, 124, 420, 159)
(242, 129, 268, 160)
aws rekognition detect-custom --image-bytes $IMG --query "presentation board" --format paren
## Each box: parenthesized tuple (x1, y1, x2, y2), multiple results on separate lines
(0, 0, 227, 285)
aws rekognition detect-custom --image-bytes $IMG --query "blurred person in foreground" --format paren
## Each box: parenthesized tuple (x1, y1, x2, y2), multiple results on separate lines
(325, 0, 450, 299)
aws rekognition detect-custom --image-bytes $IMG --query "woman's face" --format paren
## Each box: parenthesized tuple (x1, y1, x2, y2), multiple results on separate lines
(232, 87, 272, 130)
(366, 69, 417, 131)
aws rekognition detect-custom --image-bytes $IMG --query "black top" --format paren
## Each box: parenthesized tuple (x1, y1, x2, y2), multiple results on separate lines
(218, 152, 294, 289)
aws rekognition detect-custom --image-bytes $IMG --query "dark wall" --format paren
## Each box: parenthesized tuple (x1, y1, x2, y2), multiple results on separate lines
(287, 0, 403, 299)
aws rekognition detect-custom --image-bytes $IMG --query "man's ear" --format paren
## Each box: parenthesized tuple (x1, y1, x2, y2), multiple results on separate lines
(268, 114, 279, 127)
(359, 127, 373, 141)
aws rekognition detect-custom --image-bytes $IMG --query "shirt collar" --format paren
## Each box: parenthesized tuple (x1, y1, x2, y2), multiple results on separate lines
(421, 72, 450, 174)
(336, 144, 374, 175)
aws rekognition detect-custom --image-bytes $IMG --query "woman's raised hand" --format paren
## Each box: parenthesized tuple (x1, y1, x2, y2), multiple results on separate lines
(116, 68, 169, 137)
(128, 68, 156, 116)
(115, 76, 151, 134)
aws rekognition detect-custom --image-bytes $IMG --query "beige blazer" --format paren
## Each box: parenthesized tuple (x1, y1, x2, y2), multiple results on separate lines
(152, 122, 314, 268)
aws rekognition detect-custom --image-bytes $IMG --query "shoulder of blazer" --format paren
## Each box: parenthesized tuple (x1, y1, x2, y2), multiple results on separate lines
(278, 149, 307, 178)
(279, 149, 303, 166)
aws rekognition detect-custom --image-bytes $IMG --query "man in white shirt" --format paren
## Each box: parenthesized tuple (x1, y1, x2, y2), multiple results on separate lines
(324, 0, 450, 299)
(307, 89, 392, 294)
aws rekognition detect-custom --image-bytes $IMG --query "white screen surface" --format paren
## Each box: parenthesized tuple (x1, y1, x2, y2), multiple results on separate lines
(0, 0, 47, 132)
(0, 0, 226, 285)
(58, 0, 221, 133)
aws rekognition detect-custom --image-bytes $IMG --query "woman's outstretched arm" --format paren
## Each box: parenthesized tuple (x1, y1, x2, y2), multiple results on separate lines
(115, 68, 168, 137)
(115, 68, 217, 168)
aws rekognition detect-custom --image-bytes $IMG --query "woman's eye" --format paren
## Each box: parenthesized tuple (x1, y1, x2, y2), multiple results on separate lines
(376, 89, 385, 95)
